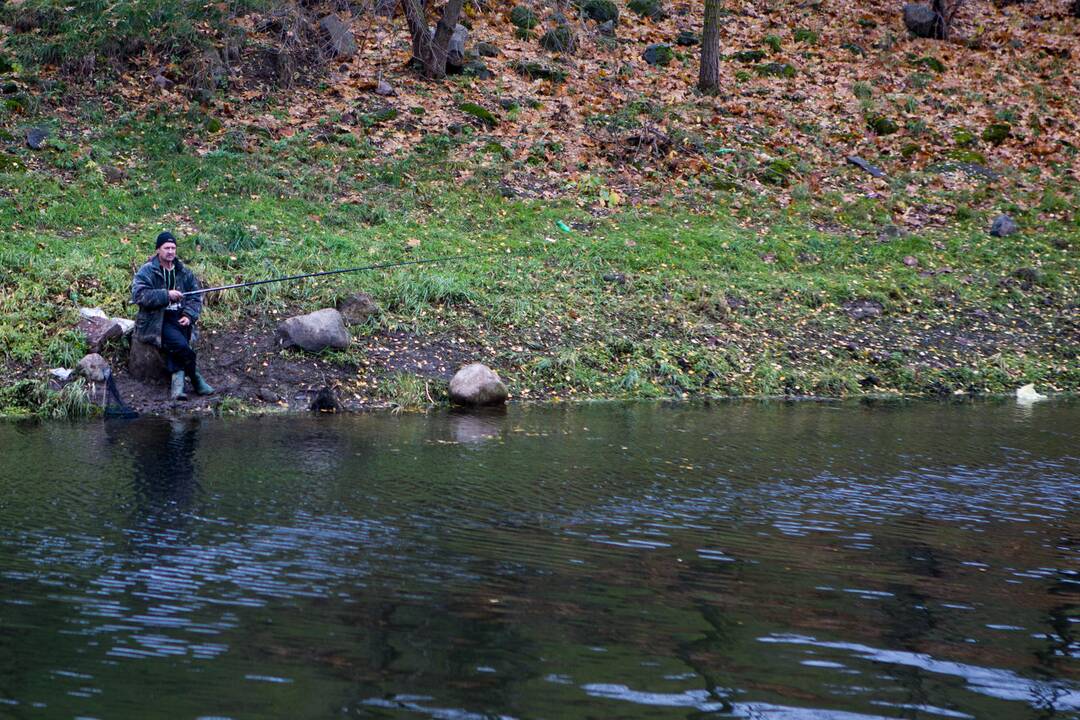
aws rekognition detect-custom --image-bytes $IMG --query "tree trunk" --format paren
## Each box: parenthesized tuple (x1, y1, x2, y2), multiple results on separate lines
(930, 0, 948, 39)
(698, 0, 722, 93)
(403, 0, 465, 79)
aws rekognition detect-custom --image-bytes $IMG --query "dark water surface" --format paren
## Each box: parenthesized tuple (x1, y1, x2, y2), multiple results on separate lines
(0, 401, 1077, 719)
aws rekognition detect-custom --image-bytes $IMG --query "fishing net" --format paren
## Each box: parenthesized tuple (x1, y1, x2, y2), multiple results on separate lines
(103, 368, 139, 419)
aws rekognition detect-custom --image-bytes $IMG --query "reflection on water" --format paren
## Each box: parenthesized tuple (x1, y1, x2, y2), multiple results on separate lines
(0, 400, 1077, 719)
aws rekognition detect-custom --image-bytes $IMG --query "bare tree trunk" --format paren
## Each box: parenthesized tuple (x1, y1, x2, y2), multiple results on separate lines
(698, 0, 722, 93)
(402, 0, 464, 79)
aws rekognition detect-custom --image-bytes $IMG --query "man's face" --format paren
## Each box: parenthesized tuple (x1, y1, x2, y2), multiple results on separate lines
(157, 241, 177, 264)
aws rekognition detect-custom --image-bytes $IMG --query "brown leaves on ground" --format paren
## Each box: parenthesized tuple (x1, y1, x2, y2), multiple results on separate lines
(34, 0, 1080, 202)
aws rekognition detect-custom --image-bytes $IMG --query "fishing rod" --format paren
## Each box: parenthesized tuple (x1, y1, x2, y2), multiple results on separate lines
(181, 250, 516, 297)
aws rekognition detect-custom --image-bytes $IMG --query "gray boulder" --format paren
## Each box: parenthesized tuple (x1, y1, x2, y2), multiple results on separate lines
(129, 338, 170, 384)
(27, 127, 48, 150)
(643, 43, 674, 66)
(431, 23, 469, 69)
(449, 363, 508, 407)
(78, 315, 123, 352)
(320, 14, 357, 59)
(114, 317, 135, 337)
(990, 214, 1018, 237)
(903, 3, 941, 38)
(78, 353, 110, 382)
(449, 23, 469, 67)
(336, 292, 380, 325)
(277, 308, 350, 352)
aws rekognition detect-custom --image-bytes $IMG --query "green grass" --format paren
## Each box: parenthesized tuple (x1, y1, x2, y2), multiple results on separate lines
(1, 105, 1078, 413)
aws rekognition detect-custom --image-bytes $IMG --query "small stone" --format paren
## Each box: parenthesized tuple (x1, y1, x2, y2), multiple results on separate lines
(153, 73, 174, 90)
(598, 19, 617, 37)
(676, 30, 700, 46)
(903, 255, 919, 267)
(79, 307, 108, 320)
(27, 127, 48, 150)
(49, 368, 74, 382)
(1012, 267, 1041, 284)
(844, 299, 884, 320)
(602, 272, 627, 284)
(77, 353, 110, 382)
(462, 60, 494, 80)
(310, 386, 341, 412)
(258, 387, 280, 403)
(643, 43, 674, 66)
(103, 165, 127, 183)
(375, 79, 396, 96)
(877, 224, 906, 242)
(990, 214, 1018, 237)
(474, 42, 500, 57)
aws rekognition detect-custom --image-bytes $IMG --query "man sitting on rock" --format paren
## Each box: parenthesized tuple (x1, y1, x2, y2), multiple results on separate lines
(131, 231, 214, 401)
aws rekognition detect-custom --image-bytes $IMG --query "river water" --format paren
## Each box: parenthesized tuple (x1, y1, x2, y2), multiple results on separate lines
(0, 400, 1077, 719)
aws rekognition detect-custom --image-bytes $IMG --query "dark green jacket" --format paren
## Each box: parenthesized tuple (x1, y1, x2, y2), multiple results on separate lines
(130, 256, 203, 347)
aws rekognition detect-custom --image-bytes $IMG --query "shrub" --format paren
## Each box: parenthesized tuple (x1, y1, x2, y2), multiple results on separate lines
(628, 0, 664, 19)
(540, 25, 576, 53)
(582, 0, 618, 22)
(510, 5, 539, 29)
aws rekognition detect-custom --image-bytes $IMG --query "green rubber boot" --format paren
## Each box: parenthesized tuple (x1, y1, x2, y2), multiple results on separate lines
(191, 371, 215, 396)
(170, 371, 188, 401)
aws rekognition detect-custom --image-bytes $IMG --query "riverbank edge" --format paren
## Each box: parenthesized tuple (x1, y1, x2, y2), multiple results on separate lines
(2, 380, 1072, 422)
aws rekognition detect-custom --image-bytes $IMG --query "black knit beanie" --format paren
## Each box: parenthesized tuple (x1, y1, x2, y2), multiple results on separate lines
(155, 231, 177, 249)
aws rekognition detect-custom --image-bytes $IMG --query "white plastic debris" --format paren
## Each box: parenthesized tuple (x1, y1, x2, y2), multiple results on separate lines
(1016, 384, 1047, 404)
(49, 368, 74, 381)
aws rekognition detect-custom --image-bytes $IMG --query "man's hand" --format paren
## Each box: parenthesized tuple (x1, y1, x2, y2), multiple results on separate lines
(178, 316, 191, 327)
(168, 290, 183, 302)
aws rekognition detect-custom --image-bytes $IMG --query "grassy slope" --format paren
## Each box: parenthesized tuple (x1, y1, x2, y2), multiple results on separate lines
(0, 1, 1078, 414)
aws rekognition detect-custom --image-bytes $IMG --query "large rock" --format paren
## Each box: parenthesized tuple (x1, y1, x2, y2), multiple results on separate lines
(78, 316, 123, 352)
(114, 317, 135, 337)
(431, 23, 469, 69)
(448, 23, 469, 68)
(319, 14, 357, 59)
(77, 353, 110, 382)
(277, 308, 350, 352)
(449, 363, 508, 407)
(903, 3, 942, 38)
(336, 292, 380, 325)
(129, 338, 170, 384)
